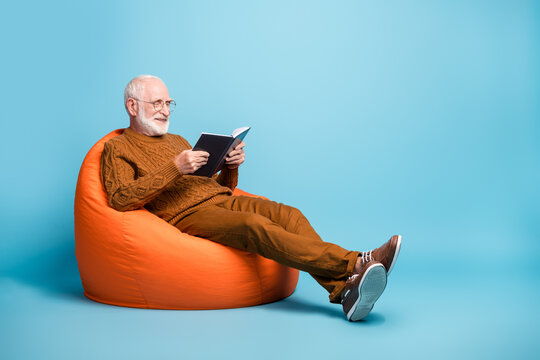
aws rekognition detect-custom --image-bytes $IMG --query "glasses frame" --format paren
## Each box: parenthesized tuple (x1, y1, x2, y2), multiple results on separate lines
(133, 98, 176, 112)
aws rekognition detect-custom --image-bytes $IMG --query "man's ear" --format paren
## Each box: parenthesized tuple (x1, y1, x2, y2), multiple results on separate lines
(126, 98, 138, 117)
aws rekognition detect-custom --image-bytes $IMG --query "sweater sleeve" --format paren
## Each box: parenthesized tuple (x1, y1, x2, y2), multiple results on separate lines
(214, 167, 238, 191)
(100, 141, 183, 211)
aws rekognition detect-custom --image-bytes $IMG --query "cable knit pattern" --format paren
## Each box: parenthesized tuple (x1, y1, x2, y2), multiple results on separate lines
(100, 128, 238, 224)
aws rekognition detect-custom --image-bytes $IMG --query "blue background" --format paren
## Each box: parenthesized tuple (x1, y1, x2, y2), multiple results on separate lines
(1, 0, 539, 359)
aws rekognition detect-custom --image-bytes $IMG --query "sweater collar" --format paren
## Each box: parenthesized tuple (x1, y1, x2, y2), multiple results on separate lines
(124, 127, 169, 143)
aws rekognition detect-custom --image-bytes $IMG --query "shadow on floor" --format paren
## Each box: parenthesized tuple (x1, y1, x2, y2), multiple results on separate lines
(5, 238, 85, 301)
(262, 296, 386, 324)
(5, 238, 385, 324)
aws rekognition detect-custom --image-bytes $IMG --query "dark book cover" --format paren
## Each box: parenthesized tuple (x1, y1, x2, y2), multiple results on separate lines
(192, 127, 250, 177)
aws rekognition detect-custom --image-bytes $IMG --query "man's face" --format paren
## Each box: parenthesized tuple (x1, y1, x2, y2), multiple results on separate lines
(134, 79, 171, 136)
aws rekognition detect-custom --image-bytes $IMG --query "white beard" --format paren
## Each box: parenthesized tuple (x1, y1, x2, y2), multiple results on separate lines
(136, 107, 169, 136)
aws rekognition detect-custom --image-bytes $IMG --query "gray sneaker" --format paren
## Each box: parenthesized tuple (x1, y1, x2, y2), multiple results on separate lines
(341, 261, 387, 321)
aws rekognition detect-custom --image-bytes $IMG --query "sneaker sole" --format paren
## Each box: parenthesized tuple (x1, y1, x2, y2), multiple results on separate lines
(387, 235, 402, 276)
(347, 263, 387, 321)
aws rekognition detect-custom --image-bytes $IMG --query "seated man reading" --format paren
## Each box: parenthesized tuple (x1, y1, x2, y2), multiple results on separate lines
(100, 74, 402, 321)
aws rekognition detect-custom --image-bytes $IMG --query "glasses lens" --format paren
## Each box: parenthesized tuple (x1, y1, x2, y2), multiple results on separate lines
(153, 100, 164, 111)
(169, 100, 176, 112)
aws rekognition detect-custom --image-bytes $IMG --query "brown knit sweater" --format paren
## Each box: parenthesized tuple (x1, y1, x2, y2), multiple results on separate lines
(100, 127, 237, 224)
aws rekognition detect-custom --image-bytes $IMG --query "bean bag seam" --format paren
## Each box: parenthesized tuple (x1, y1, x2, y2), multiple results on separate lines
(119, 198, 150, 308)
(248, 253, 265, 304)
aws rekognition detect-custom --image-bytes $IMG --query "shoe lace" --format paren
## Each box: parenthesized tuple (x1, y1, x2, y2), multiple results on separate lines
(360, 250, 373, 264)
(342, 251, 374, 303)
(341, 274, 360, 303)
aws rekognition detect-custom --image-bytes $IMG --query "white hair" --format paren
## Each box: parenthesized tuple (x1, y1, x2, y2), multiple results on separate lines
(124, 74, 163, 112)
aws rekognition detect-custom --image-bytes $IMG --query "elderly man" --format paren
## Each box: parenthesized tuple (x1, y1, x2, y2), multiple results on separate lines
(100, 74, 402, 321)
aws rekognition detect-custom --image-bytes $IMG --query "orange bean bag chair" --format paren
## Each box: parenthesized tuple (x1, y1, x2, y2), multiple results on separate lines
(74, 129, 299, 309)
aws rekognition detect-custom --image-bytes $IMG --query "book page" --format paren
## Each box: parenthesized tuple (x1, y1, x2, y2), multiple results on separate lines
(200, 132, 231, 138)
(232, 126, 250, 138)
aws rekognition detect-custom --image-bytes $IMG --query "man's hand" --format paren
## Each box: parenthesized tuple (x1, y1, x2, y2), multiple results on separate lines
(225, 141, 246, 169)
(174, 150, 210, 174)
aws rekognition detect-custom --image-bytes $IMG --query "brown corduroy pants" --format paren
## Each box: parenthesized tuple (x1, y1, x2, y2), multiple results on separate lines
(174, 195, 359, 303)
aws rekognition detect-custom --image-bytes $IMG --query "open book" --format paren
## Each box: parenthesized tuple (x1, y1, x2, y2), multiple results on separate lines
(192, 126, 250, 177)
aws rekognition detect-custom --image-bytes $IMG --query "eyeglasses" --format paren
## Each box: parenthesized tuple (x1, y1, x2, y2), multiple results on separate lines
(133, 98, 176, 112)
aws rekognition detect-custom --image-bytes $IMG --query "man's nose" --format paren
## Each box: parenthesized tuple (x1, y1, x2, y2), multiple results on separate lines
(160, 105, 170, 116)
